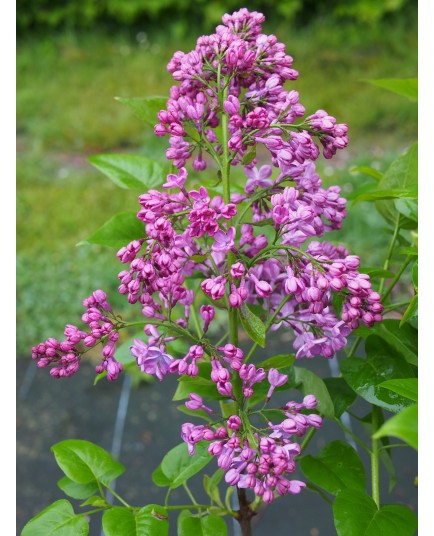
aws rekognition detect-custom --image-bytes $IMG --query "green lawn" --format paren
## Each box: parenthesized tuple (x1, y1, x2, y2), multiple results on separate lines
(16, 15, 417, 355)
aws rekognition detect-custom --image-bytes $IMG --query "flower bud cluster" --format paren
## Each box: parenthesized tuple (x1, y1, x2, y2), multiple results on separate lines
(32, 290, 123, 380)
(156, 8, 347, 174)
(181, 394, 321, 504)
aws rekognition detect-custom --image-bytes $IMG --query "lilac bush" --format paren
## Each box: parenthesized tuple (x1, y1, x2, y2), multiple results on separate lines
(24, 8, 418, 536)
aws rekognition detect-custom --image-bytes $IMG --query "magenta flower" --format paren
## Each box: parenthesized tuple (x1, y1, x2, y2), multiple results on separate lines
(212, 227, 236, 253)
(162, 167, 188, 189)
(130, 339, 174, 381)
(266, 368, 288, 401)
(244, 165, 273, 194)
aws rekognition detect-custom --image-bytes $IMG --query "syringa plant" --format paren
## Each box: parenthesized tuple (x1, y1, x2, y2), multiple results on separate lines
(23, 8, 418, 536)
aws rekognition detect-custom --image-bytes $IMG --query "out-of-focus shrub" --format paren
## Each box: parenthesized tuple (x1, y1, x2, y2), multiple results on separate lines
(17, 0, 412, 34)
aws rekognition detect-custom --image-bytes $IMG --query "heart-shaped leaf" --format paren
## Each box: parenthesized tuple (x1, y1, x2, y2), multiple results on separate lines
(300, 440, 366, 495)
(57, 477, 99, 500)
(78, 211, 144, 249)
(333, 489, 417, 536)
(160, 442, 213, 489)
(103, 505, 169, 536)
(21, 500, 89, 536)
(177, 510, 228, 536)
(88, 154, 163, 190)
(51, 439, 125, 486)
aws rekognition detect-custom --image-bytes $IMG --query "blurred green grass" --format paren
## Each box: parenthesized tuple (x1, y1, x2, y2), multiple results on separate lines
(16, 16, 417, 355)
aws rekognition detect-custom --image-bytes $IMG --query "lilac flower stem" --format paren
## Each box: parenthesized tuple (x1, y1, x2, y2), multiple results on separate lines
(189, 299, 203, 338)
(183, 482, 200, 507)
(219, 78, 254, 536)
(382, 255, 412, 302)
(334, 417, 372, 454)
(379, 213, 401, 295)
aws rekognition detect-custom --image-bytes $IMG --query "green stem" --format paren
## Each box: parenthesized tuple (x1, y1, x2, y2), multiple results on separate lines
(104, 485, 131, 508)
(214, 331, 230, 347)
(379, 213, 400, 295)
(77, 507, 107, 517)
(379, 443, 411, 452)
(334, 417, 372, 455)
(383, 300, 411, 313)
(371, 405, 381, 507)
(190, 299, 203, 338)
(183, 482, 199, 506)
(299, 426, 316, 453)
(306, 483, 333, 505)
(347, 336, 362, 358)
(382, 256, 412, 302)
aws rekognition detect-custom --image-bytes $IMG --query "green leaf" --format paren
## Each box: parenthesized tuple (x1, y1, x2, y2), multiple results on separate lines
(354, 319, 418, 366)
(103, 505, 169, 536)
(80, 496, 106, 507)
(258, 353, 295, 370)
(395, 198, 418, 222)
(340, 336, 415, 412)
(373, 404, 418, 449)
(102, 508, 136, 536)
(300, 440, 366, 495)
(399, 246, 418, 256)
(323, 377, 357, 418)
(151, 464, 172, 487)
(333, 489, 417, 536)
(294, 367, 335, 418)
(115, 96, 168, 126)
(331, 290, 344, 319)
(379, 379, 418, 402)
(77, 211, 144, 249)
(364, 78, 418, 101)
(57, 476, 99, 500)
(178, 511, 228, 536)
(51, 439, 125, 486)
(350, 165, 383, 181)
(251, 218, 274, 227)
(239, 303, 266, 347)
(21, 500, 89, 536)
(203, 469, 224, 507)
(347, 182, 378, 202)
(173, 375, 223, 402)
(375, 142, 418, 227)
(241, 145, 257, 165)
(177, 404, 215, 423)
(376, 320, 418, 366)
(160, 442, 213, 489)
(400, 295, 418, 326)
(353, 187, 417, 203)
(360, 267, 395, 279)
(88, 154, 163, 190)
(137, 505, 169, 535)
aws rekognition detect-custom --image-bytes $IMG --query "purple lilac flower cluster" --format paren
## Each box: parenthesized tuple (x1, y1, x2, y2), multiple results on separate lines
(182, 388, 321, 504)
(31, 290, 123, 380)
(155, 8, 347, 172)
